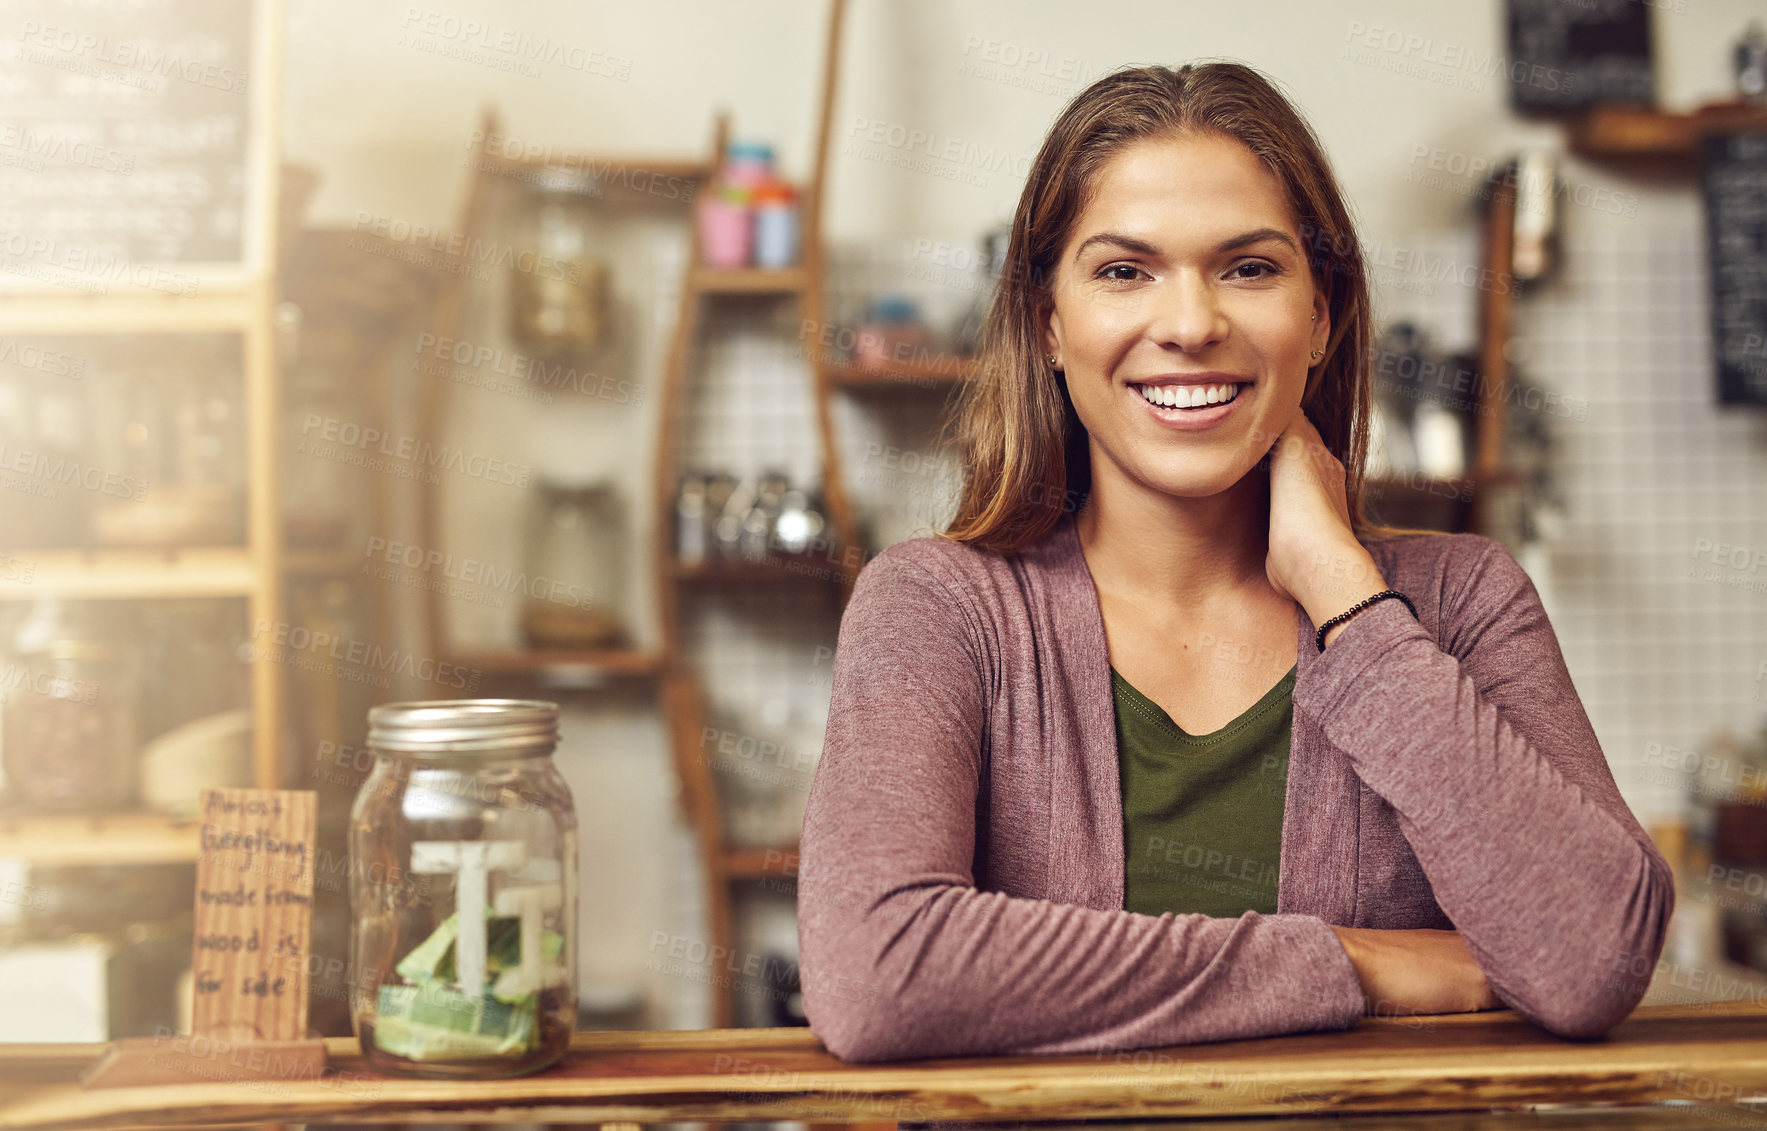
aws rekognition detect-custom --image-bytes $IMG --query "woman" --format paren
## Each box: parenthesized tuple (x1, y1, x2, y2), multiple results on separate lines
(796, 61, 1672, 1064)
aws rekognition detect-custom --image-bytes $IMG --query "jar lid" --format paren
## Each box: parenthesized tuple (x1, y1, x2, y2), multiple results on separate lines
(369, 699, 560, 757)
(726, 141, 774, 162)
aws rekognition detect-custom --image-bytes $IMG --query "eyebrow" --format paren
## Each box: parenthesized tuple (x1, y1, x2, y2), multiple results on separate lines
(1072, 227, 1300, 262)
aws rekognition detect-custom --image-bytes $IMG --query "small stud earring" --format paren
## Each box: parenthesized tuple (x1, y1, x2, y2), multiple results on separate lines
(1310, 349, 1324, 361)
(1047, 354, 1059, 367)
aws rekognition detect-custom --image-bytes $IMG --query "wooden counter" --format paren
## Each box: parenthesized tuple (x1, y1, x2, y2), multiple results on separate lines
(1, 1000, 1765, 1129)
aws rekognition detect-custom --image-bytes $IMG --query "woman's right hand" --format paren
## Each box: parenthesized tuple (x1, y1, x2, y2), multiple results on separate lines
(1328, 926, 1503, 1017)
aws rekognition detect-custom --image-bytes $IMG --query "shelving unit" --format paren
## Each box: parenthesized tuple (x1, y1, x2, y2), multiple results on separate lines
(0, 0, 287, 853)
(644, 0, 864, 1029)
(415, 0, 867, 1029)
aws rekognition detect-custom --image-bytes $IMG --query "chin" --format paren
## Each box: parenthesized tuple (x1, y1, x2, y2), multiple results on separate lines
(1139, 461, 1249, 499)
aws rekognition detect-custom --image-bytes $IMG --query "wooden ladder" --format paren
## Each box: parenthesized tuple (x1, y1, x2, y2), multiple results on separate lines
(650, 0, 866, 1029)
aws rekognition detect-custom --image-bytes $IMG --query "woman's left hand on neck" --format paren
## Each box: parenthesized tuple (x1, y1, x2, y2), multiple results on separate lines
(1263, 409, 1389, 645)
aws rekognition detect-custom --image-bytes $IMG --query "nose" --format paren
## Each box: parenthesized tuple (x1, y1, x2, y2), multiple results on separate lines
(1148, 269, 1228, 354)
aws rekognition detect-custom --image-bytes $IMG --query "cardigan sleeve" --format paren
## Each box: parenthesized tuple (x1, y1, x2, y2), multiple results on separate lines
(1292, 534, 1675, 1039)
(797, 546, 1367, 1063)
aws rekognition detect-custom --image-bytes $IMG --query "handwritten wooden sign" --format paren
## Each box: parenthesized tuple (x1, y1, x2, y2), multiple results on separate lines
(82, 787, 325, 1088)
(189, 788, 316, 1041)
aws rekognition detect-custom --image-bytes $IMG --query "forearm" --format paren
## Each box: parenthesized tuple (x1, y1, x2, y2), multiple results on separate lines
(1299, 592, 1674, 1035)
(798, 863, 1365, 1061)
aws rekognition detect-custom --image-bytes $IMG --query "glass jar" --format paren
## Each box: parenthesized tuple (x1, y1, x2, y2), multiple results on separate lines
(1, 601, 140, 812)
(349, 700, 578, 1078)
(520, 479, 628, 650)
(508, 186, 609, 359)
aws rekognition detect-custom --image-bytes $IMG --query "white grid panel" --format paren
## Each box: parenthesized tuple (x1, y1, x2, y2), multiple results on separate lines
(1511, 220, 1767, 828)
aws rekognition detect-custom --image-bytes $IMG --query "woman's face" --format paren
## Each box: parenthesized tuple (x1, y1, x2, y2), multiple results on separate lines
(1042, 130, 1329, 500)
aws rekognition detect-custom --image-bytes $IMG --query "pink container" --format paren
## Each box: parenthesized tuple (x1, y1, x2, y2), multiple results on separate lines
(698, 184, 753, 268)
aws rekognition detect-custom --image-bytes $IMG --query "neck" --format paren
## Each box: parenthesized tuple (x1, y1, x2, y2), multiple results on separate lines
(1075, 452, 1275, 613)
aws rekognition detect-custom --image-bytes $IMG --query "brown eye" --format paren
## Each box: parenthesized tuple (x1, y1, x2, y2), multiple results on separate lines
(1096, 263, 1145, 282)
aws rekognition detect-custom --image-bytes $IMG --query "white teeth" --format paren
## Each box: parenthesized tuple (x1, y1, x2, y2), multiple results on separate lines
(1138, 383, 1240, 409)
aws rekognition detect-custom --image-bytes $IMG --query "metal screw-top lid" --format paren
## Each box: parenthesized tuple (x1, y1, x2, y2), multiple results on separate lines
(368, 699, 559, 758)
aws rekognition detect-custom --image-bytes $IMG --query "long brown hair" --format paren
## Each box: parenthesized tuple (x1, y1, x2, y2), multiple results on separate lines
(937, 61, 1442, 553)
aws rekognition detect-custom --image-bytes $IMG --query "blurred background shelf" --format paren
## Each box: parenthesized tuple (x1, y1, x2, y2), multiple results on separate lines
(447, 648, 667, 677)
(0, 812, 201, 866)
(1569, 101, 1767, 165)
(820, 355, 978, 389)
(0, 551, 261, 600)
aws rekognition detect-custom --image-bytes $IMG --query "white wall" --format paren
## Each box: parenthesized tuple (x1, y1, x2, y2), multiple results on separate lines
(288, 0, 1759, 243)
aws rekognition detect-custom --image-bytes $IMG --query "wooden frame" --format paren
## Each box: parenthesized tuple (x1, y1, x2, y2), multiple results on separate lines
(0, 0, 279, 295)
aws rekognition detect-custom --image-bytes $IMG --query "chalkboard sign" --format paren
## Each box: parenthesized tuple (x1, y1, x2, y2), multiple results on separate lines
(1506, 0, 1654, 113)
(1702, 131, 1767, 407)
(0, 0, 263, 292)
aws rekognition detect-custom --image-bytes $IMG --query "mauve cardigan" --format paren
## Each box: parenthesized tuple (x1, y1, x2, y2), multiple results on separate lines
(796, 512, 1675, 1064)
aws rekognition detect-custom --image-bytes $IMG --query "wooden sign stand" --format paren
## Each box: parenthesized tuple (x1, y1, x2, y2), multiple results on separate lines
(82, 789, 329, 1088)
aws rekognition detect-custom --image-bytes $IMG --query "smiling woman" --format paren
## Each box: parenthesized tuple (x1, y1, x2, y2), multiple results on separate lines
(795, 62, 1673, 1077)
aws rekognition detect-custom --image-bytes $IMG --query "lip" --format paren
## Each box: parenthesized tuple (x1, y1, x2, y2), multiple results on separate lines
(1128, 377, 1251, 432)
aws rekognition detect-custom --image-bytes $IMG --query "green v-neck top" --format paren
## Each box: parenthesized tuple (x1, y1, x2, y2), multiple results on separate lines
(1111, 662, 1297, 919)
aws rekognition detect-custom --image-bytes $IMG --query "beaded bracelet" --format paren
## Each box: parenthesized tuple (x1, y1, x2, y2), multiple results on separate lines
(1314, 589, 1418, 652)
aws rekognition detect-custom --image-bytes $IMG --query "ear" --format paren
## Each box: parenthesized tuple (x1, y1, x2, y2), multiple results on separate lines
(1310, 288, 1331, 356)
(1041, 301, 1064, 364)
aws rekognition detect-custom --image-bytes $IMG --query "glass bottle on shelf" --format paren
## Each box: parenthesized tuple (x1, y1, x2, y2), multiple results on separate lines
(89, 339, 246, 548)
(508, 184, 609, 360)
(1, 599, 141, 813)
(0, 355, 85, 550)
(520, 478, 628, 650)
(276, 302, 362, 552)
(740, 469, 790, 561)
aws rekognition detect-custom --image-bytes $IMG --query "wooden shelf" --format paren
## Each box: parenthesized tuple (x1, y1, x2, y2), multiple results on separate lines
(0, 811, 201, 865)
(821, 355, 979, 389)
(1365, 469, 1522, 497)
(1568, 101, 1767, 166)
(283, 548, 360, 578)
(673, 556, 850, 585)
(0, 291, 259, 334)
(689, 266, 810, 294)
(447, 648, 666, 677)
(724, 843, 798, 879)
(0, 549, 260, 600)
(479, 150, 712, 185)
